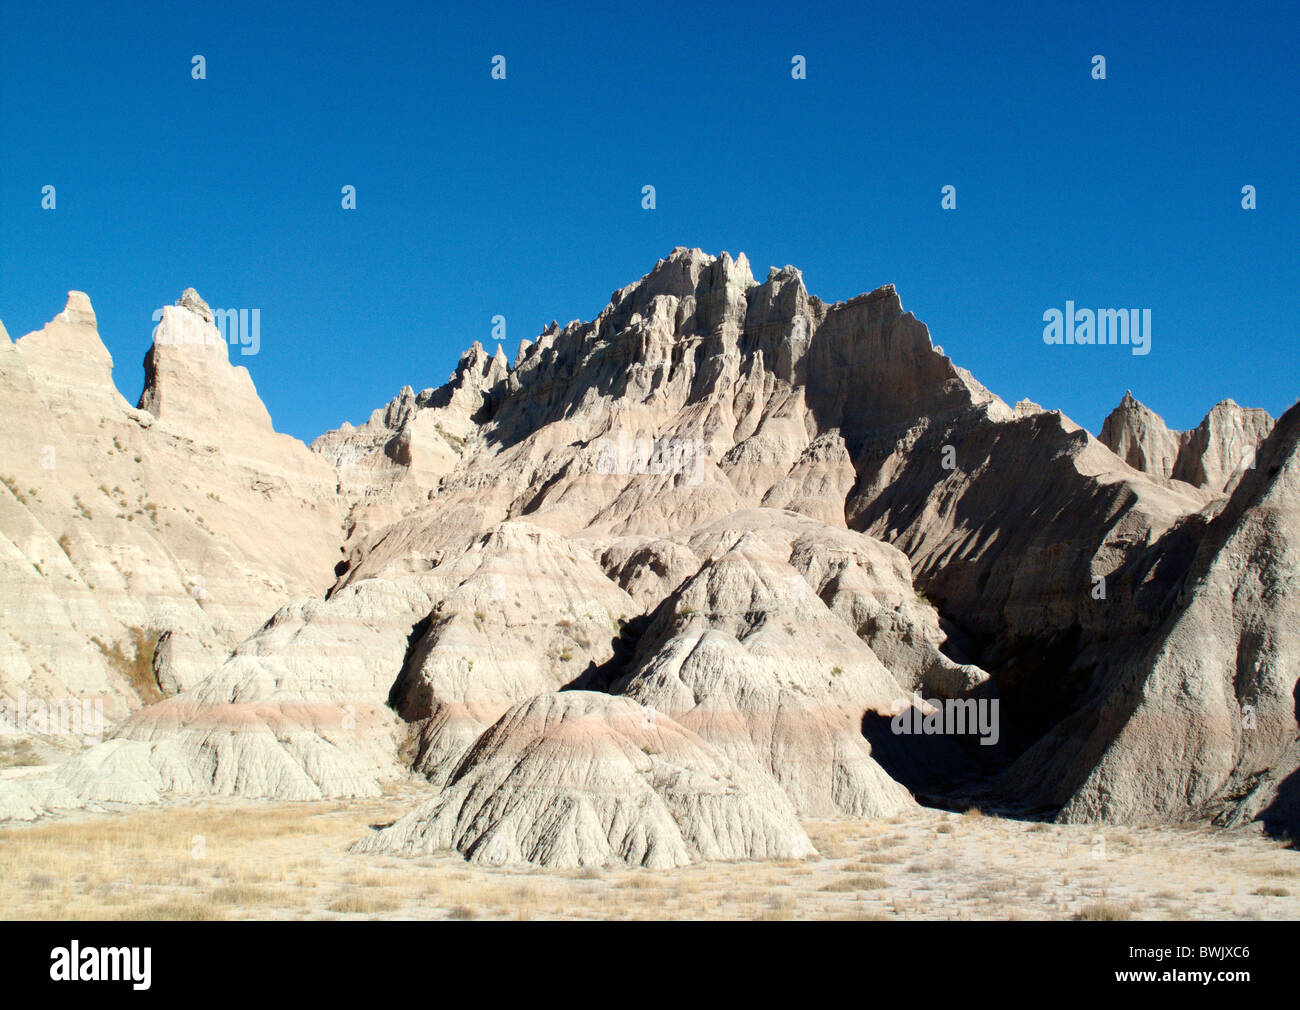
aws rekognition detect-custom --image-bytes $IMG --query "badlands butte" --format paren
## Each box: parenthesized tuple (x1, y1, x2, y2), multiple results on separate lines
(0, 247, 1296, 870)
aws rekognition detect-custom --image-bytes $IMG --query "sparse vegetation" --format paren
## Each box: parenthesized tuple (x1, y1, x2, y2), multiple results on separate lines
(821, 874, 887, 892)
(0, 797, 1297, 921)
(91, 626, 162, 703)
(0, 739, 42, 768)
(1, 475, 28, 506)
(329, 891, 401, 915)
(435, 425, 466, 452)
(1075, 901, 1132, 921)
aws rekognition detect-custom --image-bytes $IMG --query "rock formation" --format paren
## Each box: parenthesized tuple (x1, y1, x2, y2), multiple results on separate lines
(0, 291, 344, 731)
(1099, 390, 1274, 494)
(1, 249, 1294, 860)
(354, 691, 815, 868)
(1002, 404, 1300, 835)
(1099, 391, 1187, 482)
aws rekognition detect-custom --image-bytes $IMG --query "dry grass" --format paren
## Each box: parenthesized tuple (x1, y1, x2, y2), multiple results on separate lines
(1076, 901, 1133, 921)
(821, 874, 887, 892)
(0, 739, 42, 768)
(1, 787, 1297, 921)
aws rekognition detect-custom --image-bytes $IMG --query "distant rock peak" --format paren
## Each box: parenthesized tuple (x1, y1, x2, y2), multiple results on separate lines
(1099, 389, 1274, 493)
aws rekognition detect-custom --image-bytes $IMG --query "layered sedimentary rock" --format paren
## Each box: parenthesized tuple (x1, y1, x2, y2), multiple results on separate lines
(607, 518, 916, 818)
(354, 691, 814, 868)
(390, 521, 640, 781)
(1003, 403, 1300, 834)
(1, 249, 1292, 858)
(0, 291, 344, 730)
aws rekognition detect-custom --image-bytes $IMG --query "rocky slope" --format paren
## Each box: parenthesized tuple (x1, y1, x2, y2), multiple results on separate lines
(0, 291, 343, 734)
(1002, 403, 1300, 834)
(1, 250, 1293, 861)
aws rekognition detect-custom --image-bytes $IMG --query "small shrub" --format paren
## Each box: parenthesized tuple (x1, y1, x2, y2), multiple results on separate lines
(1076, 901, 1131, 921)
(821, 875, 887, 892)
(0, 739, 42, 768)
(1, 475, 28, 505)
(92, 627, 161, 703)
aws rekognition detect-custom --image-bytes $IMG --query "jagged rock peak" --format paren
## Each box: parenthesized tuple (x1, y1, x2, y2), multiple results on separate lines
(1099, 390, 1274, 493)
(608, 247, 759, 317)
(1098, 391, 1183, 483)
(1175, 399, 1275, 491)
(57, 291, 97, 328)
(176, 288, 213, 323)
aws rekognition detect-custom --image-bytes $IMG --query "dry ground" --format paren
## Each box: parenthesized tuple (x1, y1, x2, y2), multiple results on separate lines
(1, 781, 1296, 920)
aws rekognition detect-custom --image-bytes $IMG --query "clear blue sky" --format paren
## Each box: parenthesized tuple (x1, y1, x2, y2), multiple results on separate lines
(2, 1, 1295, 442)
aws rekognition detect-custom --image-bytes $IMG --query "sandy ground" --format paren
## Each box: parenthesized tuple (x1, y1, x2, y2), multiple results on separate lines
(1, 780, 1296, 921)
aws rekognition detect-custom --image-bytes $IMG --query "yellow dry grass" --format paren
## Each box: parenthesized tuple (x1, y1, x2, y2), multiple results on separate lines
(1, 787, 1297, 921)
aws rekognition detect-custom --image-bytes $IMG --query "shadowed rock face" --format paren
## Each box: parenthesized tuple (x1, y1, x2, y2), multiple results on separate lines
(1002, 403, 1300, 830)
(1, 249, 1294, 859)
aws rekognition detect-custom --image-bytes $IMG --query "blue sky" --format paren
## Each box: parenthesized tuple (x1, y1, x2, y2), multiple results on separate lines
(2, 0, 1295, 442)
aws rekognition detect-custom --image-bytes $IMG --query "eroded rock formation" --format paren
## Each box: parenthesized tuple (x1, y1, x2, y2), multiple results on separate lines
(2, 249, 1294, 859)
